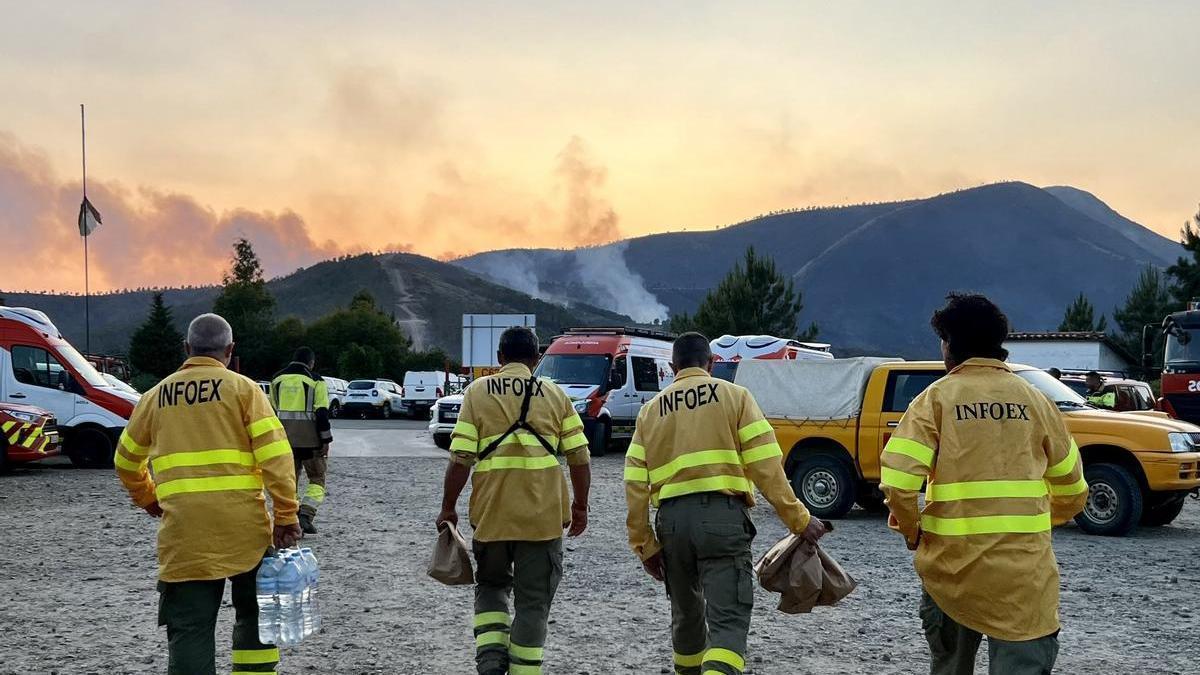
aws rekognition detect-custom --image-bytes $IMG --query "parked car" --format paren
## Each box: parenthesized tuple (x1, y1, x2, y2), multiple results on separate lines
(1059, 375, 1156, 412)
(323, 376, 349, 418)
(428, 394, 463, 450)
(342, 379, 404, 418)
(0, 402, 61, 471)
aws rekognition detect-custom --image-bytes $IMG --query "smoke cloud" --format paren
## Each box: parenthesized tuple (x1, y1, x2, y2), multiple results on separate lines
(572, 243, 668, 323)
(556, 136, 620, 246)
(0, 132, 345, 293)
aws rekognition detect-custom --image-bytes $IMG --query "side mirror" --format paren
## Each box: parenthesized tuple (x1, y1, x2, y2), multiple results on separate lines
(607, 370, 624, 392)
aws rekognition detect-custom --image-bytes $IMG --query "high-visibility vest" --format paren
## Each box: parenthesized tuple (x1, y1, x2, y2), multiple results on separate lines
(271, 365, 330, 449)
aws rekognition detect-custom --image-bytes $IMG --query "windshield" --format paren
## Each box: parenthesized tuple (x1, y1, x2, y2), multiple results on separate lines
(712, 361, 738, 383)
(1016, 370, 1091, 408)
(54, 340, 108, 387)
(535, 354, 611, 386)
(1165, 329, 1200, 364)
(348, 380, 376, 390)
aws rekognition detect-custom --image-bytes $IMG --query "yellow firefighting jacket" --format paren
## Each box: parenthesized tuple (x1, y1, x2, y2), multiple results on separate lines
(624, 367, 812, 561)
(450, 363, 590, 542)
(115, 356, 299, 582)
(881, 358, 1088, 641)
(270, 362, 333, 451)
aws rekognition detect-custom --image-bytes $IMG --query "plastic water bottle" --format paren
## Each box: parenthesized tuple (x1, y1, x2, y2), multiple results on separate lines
(255, 555, 284, 645)
(276, 552, 306, 646)
(299, 548, 321, 636)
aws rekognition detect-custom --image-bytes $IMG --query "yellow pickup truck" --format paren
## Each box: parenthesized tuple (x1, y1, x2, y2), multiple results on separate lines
(743, 359, 1200, 536)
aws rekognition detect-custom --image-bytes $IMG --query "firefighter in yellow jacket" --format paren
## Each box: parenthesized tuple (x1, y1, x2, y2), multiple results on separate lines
(625, 332, 825, 675)
(270, 346, 333, 534)
(881, 294, 1089, 675)
(115, 313, 302, 675)
(437, 326, 591, 675)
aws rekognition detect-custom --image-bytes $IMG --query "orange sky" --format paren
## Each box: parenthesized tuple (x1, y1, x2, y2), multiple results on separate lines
(1, 3, 1198, 293)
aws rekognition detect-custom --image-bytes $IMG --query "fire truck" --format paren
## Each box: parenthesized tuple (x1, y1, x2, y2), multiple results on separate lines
(710, 334, 833, 382)
(1154, 306, 1200, 424)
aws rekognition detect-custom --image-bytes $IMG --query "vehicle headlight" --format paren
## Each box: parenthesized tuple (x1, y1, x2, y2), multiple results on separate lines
(573, 399, 588, 413)
(5, 410, 38, 423)
(1167, 432, 1196, 453)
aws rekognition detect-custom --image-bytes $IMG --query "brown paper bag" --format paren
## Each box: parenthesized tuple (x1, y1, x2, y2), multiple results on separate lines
(755, 533, 856, 614)
(427, 524, 474, 586)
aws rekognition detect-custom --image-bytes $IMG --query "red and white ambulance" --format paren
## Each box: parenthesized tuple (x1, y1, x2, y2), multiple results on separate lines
(710, 334, 833, 382)
(535, 327, 675, 454)
(0, 307, 137, 467)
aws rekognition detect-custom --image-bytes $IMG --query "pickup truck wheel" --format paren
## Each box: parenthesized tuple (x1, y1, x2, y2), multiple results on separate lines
(588, 420, 610, 457)
(1075, 463, 1143, 536)
(66, 428, 115, 469)
(329, 402, 340, 419)
(791, 455, 856, 519)
(433, 433, 451, 451)
(1140, 491, 1187, 527)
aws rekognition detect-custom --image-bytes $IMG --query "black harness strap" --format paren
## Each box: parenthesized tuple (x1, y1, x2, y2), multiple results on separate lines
(478, 376, 557, 461)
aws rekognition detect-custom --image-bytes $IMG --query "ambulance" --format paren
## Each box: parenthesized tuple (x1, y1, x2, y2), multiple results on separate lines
(0, 307, 137, 468)
(710, 334, 833, 382)
(535, 327, 675, 454)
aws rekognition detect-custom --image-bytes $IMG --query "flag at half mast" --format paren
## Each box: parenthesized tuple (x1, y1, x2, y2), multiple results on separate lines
(78, 196, 101, 236)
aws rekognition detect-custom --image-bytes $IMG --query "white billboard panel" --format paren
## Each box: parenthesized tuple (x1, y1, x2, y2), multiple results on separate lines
(462, 314, 536, 368)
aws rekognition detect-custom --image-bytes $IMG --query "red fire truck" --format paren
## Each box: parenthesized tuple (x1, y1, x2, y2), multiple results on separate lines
(0, 402, 61, 471)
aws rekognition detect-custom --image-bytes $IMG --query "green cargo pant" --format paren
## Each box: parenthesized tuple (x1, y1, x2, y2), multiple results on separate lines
(471, 538, 564, 675)
(657, 493, 756, 675)
(157, 559, 279, 675)
(294, 454, 327, 520)
(920, 591, 1059, 675)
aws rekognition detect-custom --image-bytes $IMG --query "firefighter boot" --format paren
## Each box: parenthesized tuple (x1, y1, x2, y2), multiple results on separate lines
(299, 512, 317, 535)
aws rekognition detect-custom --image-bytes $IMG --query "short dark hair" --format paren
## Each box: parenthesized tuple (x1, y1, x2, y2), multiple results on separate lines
(673, 332, 712, 369)
(498, 326, 539, 361)
(930, 293, 1009, 363)
(1047, 367, 1062, 378)
(1085, 370, 1101, 379)
(294, 346, 315, 365)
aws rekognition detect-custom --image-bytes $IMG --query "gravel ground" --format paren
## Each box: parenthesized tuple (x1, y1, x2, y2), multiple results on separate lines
(2, 447, 1199, 674)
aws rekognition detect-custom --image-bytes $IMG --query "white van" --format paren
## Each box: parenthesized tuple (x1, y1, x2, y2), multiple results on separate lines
(0, 307, 138, 467)
(402, 371, 464, 418)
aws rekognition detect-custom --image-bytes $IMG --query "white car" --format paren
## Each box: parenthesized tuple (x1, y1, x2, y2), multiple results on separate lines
(342, 379, 404, 418)
(428, 394, 464, 450)
(402, 371, 465, 419)
(323, 376, 349, 418)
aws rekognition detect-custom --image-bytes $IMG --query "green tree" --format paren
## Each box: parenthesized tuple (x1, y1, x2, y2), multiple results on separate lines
(306, 290, 413, 380)
(1112, 265, 1174, 365)
(1166, 204, 1200, 306)
(128, 292, 185, 385)
(669, 247, 817, 340)
(212, 238, 276, 378)
(337, 344, 383, 380)
(1058, 293, 1107, 332)
(268, 316, 308, 372)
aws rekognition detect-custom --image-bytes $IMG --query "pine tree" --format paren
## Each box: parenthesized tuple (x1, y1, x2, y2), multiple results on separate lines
(212, 238, 276, 378)
(1058, 293, 1107, 332)
(128, 293, 185, 383)
(1112, 265, 1174, 364)
(1166, 204, 1200, 306)
(672, 247, 817, 340)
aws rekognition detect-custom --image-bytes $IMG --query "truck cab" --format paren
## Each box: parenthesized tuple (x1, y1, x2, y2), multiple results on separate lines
(535, 327, 675, 454)
(741, 358, 1200, 536)
(710, 334, 833, 382)
(0, 307, 136, 467)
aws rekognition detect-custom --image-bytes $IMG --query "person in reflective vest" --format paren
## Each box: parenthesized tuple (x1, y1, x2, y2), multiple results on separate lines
(270, 346, 333, 534)
(1084, 371, 1116, 409)
(881, 294, 1088, 675)
(437, 326, 591, 675)
(625, 332, 825, 675)
(115, 313, 301, 675)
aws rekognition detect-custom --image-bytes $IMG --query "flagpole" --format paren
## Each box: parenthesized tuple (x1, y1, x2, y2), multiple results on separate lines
(81, 103, 90, 355)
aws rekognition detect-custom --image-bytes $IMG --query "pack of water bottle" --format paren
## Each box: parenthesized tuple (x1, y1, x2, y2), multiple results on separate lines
(256, 547, 322, 646)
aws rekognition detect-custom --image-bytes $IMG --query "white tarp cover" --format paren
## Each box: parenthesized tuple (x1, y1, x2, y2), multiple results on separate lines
(734, 357, 902, 420)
